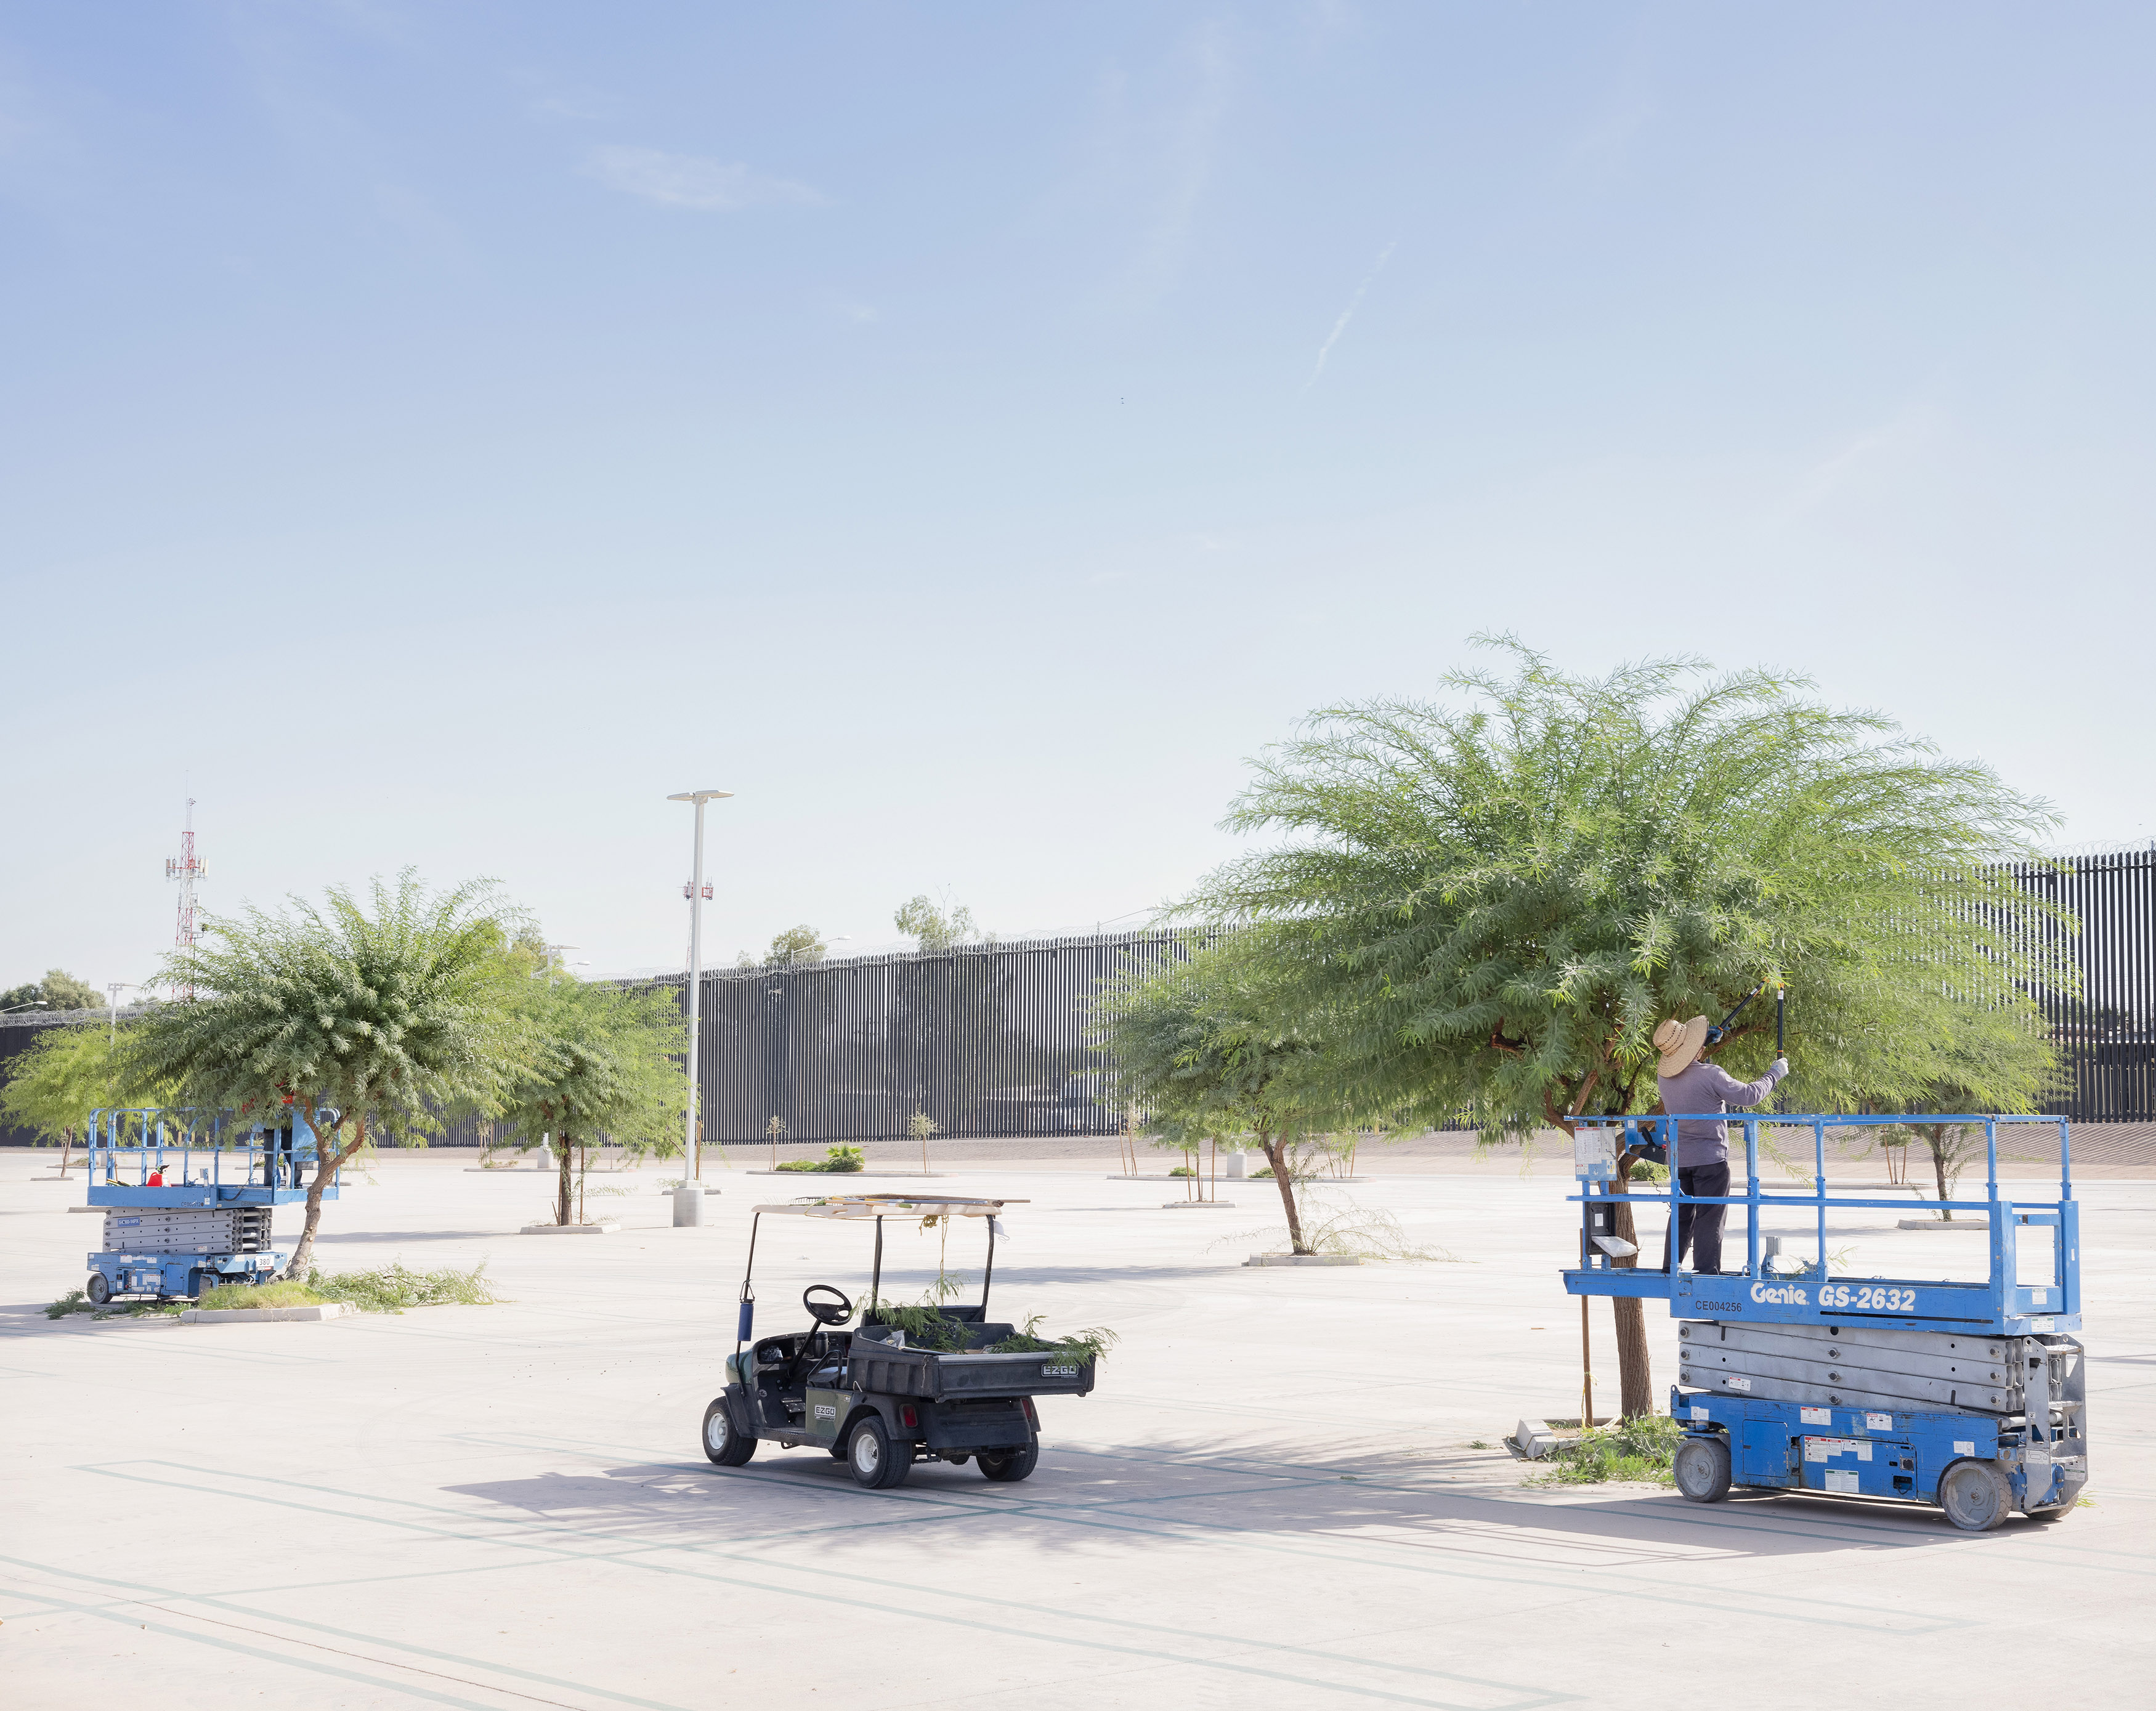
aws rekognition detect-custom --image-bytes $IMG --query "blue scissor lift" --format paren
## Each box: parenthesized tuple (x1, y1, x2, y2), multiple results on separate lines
(1566, 1113, 2086, 1532)
(80, 1106, 341, 1303)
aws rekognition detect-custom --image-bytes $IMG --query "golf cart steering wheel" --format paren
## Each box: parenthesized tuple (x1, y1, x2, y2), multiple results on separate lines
(803, 1285, 853, 1327)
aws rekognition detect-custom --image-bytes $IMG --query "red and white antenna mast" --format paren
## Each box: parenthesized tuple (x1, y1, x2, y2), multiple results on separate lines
(165, 797, 208, 998)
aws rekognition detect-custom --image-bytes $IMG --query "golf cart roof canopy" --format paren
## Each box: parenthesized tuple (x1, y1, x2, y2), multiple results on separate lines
(750, 1194, 1028, 1220)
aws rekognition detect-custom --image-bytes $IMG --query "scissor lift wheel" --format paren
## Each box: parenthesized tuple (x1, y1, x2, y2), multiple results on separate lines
(1939, 1459, 2012, 1532)
(1673, 1436, 1732, 1503)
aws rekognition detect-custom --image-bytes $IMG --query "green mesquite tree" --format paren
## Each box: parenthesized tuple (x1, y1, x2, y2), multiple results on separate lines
(496, 973, 688, 1225)
(131, 873, 527, 1276)
(0, 1022, 174, 1171)
(1181, 639, 2067, 1413)
(1092, 939, 1334, 1254)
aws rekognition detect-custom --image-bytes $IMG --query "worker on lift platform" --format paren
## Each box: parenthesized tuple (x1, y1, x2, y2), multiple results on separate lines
(1652, 1014, 1788, 1275)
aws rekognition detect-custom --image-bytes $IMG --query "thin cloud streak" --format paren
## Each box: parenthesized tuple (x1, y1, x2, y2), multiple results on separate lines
(1307, 236, 1398, 388)
(585, 145, 824, 211)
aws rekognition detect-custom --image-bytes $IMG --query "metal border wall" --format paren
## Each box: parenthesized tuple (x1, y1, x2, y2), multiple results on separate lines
(7, 851, 2150, 1148)
(693, 930, 1187, 1145)
(2009, 847, 2155, 1122)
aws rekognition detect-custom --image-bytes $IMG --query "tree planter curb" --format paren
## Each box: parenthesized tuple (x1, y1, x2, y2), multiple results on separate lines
(1162, 1200, 1238, 1208)
(1896, 1218, 1989, 1230)
(182, 1303, 351, 1324)
(1244, 1253, 1364, 1266)
(520, 1220, 622, 1235)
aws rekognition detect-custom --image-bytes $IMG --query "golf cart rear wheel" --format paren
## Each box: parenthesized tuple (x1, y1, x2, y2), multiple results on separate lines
(848, 1415, 911, 1489)
(1672, 1436, 1732, 1503)
(702, 1398, 756, 1467)
(977, 1442, 1039, 1483)
(85, 1272, 111, 1306)
(1939, 1458, 2012, 1532)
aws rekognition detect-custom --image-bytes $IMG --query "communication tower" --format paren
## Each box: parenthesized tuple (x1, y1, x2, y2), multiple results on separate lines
(164, 798, 208, 997)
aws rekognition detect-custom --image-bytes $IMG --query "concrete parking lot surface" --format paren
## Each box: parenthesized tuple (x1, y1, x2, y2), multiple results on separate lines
(4, 1147, 2150, 1710)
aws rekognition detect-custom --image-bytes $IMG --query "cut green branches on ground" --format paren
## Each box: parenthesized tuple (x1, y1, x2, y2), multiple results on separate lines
(46, 1288, 183, 1321)
(197, 1279, 325, 1310)
(1297, 1199, 1459, 1261)
(1528, 1415, 1682, 1486)
(307, 1261, 498, 1313)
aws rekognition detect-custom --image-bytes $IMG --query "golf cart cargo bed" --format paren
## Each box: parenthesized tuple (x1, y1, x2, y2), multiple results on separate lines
(850, 1317, 1096, 1400)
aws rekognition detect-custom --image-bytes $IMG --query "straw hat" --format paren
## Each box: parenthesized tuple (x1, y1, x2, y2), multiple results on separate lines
(1654, 1016, 1709, 1078)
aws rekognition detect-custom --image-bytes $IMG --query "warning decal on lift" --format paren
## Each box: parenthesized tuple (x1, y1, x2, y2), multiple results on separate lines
(1801, 1407, 1831, 1425)
(1804, 1437, 1873, 1462)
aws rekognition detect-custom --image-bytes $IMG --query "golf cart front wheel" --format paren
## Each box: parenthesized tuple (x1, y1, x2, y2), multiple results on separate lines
(1939, 1458, 2012, 1532)
(85, 1272, 111, 1306)
(848, 1415, 911, 1489)
(1672, 1436, 1731, 1503)
(977, 1442, 1039, 1483)
(702, 1398, 756, 1467)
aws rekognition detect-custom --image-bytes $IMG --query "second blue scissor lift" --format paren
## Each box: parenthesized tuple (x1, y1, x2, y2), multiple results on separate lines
(79, 1106, 342, 1303)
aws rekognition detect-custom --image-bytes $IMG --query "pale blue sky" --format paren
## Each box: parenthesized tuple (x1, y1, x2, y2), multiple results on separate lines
(4, 4, 2152, 989)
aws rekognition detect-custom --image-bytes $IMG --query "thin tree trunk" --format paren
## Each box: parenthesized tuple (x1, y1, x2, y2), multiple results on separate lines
(557, 1135, 575, 1226)
(1929, 1125, 1952, 1220)
(286, 1114, 362, 1278)
(1260, 1132, 1307, 1253)
(1600, 1136, 1653, 1420)
(59, 1128, 73, 1177)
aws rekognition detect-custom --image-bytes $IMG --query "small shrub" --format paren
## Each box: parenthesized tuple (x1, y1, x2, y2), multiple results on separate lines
(1169, 1165, 1196, 1177)
(777, 1144, 865, 1173)
(1530, 1415, 1681, 1486)
(1251, 1166, 1276, 1178)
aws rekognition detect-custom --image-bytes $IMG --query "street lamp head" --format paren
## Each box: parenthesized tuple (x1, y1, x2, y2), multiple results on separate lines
(667, 790, 734, 803)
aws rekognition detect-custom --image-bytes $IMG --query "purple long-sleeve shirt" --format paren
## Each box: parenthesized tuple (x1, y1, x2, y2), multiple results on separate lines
(1655, 1058, 1788, 1167)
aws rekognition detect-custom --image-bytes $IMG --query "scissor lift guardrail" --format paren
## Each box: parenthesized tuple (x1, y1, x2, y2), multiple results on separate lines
(1565, 1113, 2075, 1336)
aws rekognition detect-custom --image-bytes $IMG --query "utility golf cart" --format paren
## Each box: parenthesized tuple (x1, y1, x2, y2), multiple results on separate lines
(702, 1194, 1098, 1489)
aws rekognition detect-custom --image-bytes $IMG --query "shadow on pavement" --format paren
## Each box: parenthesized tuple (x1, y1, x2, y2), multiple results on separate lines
(441, 1431, 2006, 1567)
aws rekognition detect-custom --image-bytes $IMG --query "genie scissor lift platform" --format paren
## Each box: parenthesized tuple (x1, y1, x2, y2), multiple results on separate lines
(79, 1106, 340, 1303)
(1565, 1114, 2085, 1531)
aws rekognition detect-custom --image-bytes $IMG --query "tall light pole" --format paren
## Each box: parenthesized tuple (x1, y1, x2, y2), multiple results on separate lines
(667, 788, 732, 1227)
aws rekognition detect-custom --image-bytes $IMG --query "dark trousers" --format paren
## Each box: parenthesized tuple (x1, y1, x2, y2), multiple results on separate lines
(1661, 1162, 1730, 1274)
